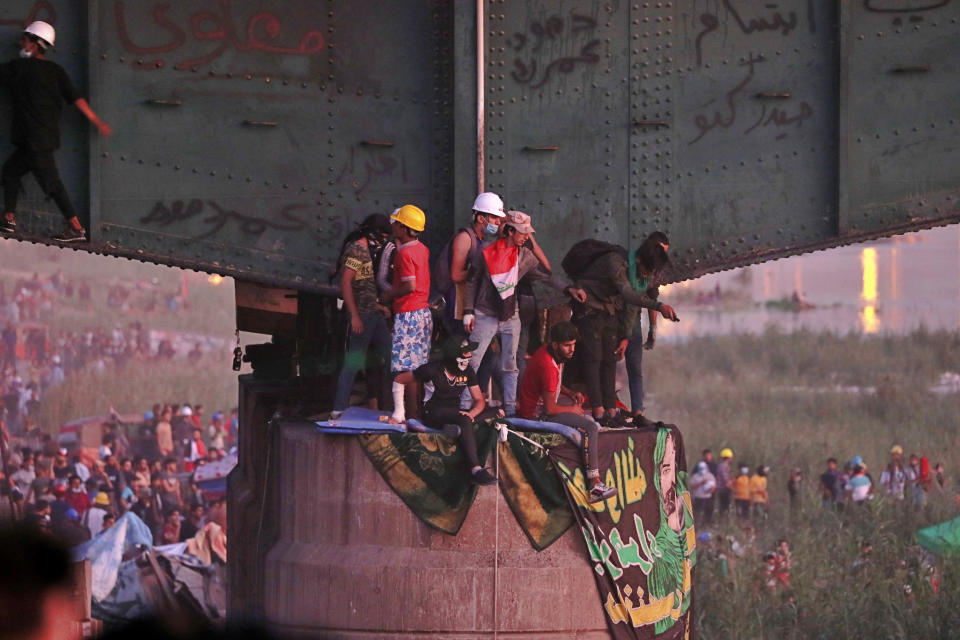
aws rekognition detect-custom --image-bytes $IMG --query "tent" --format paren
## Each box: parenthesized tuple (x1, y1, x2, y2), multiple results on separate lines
(917, 515, 960, 558)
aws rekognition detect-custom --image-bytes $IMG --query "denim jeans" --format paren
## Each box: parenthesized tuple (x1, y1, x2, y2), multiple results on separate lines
(624, 323, 646, 413)
(468, 311, 521, 415)
(333, 312, 391, 411)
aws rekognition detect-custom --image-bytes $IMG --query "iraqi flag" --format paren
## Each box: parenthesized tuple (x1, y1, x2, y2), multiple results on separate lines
(482, 239, 520, 300)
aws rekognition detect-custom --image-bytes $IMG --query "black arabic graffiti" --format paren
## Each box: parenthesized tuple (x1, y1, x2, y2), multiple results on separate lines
(694, 0, 815, 66)
(689, 53, 764, 144)
(334, 147, 407, 197)
(508, 12, 600, 88)
(688, 53, 815, 144)
(743, 101, 814, 138)
(512, 40, 601, 88)
(141, 199, 309, 238)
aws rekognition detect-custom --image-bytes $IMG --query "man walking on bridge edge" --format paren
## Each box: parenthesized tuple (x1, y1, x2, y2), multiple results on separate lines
(1, 21, 112, 243)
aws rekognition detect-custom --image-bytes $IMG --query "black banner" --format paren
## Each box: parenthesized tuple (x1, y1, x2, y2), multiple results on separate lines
(550, 425, 696, 640)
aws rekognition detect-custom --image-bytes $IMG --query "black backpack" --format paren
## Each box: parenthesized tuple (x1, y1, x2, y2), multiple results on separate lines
(561, 239, 627, 280)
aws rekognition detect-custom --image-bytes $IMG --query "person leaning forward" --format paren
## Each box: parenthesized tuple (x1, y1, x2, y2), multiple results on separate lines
(563, 239, 677, 426)
(0, 21, 112, 242)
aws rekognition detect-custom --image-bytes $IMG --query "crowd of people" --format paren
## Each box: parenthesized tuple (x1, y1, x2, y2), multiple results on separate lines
(687, 444, 959, 599)
(327, 194, 679, 501)
(0, 264, 211, 435)
(688, 445, 956, 527)
(0, 402, 237, 548)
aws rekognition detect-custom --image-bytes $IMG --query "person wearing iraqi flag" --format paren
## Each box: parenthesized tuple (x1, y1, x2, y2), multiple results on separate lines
(462, 210, 586, 417)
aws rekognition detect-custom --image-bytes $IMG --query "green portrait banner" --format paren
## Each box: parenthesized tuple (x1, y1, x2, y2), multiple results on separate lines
(549, 425, 696, 640)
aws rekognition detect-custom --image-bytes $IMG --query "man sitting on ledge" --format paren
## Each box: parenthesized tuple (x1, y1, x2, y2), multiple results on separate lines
(390, 337, 499, 486)
(516, 321, 617, 503)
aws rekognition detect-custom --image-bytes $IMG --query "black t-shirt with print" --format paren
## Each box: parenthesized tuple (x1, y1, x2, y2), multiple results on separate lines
(414, 361, 478, 412)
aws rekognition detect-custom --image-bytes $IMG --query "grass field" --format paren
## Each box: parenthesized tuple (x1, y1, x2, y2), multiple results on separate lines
(643, 329, 960, 639)
(1, 241, 240, 427)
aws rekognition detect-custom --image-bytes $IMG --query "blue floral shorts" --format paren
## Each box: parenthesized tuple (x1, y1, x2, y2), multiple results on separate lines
(391, 307, 433, 372)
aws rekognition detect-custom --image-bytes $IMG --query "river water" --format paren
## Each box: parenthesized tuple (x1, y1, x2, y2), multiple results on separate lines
(656, 225, 960, 340)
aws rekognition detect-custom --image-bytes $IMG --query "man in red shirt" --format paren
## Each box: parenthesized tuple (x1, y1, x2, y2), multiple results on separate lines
(381, 204, 431, 420)
(517, 322, 616, 503)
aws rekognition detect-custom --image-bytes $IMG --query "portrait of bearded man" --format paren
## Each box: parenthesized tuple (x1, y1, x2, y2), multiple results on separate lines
(648, 426, 695, 636)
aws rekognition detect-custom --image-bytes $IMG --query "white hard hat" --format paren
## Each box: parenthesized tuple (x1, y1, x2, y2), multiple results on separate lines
(180, 406, 193, 416)
(24, 21, 55, 49)
(472, 192, 505, 217)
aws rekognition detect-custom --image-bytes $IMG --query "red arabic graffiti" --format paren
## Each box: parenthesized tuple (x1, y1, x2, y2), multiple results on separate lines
(113, 0, 325, 71)
(0, 1, 55, 28)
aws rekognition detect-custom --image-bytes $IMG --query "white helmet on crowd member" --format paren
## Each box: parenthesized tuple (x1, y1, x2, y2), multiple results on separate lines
(472, 192, 505, 217)
(24, 21, 55, 49)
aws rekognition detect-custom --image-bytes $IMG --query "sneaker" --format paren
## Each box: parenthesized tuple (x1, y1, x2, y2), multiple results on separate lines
(632, 413, 657, 429)
(53, 227, 86, 243)
(598, 415, 626, 429)
(440, 423, 461, 439)
(0, 218, 15, 234)
(471, 467, 498, 486)
(610, 412, 633, 428)
(588, 482, 617, 503)
(328, 410, 343, 421)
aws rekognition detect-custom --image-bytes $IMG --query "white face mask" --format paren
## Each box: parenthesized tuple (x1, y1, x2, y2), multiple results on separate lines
(456, 356, 470, 372)
(19, 49, 33, 59)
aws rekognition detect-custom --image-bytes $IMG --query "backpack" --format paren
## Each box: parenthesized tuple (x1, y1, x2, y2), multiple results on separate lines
(431, 236, 455, 296)
(431, 227, 478, 297)
(561, 239, 627, 280)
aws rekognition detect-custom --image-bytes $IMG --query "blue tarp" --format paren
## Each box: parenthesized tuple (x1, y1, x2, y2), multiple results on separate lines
(74, 512, 154, 601)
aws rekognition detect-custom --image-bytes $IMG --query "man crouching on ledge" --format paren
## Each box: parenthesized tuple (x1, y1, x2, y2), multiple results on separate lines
(390, 337, 500, 486)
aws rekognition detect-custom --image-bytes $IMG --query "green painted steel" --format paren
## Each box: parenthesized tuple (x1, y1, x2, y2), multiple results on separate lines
(0, 1, 957, 289)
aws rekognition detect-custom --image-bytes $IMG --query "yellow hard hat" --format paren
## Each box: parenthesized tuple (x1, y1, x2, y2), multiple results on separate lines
(390, 204, 426, 232)
(720, 448, 733, 459)
(890, 445, 903, 455)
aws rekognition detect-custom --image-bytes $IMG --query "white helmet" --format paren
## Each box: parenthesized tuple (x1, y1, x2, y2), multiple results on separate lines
(472, 192, 505, 217)
(24, 21, 55, 49)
